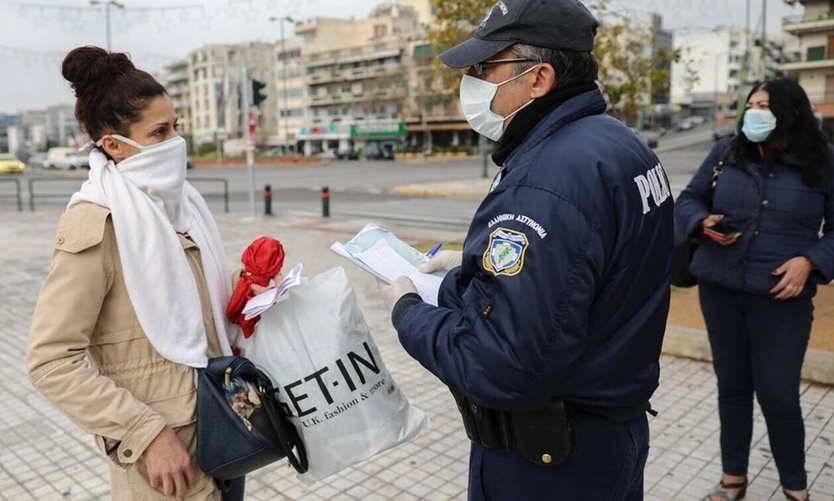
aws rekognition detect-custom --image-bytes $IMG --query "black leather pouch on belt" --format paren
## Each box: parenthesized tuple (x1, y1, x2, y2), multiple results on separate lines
(449, 388, 512, 452)
(510, 400, 576, 467)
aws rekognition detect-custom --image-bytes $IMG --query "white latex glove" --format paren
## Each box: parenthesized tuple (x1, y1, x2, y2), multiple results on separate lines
(418, 250, 463, 274)
(378, 276, 418, 311)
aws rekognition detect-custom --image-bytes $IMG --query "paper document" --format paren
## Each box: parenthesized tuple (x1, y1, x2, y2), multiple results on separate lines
(242, 263, 304, 319)
(331, 224, 441, 305)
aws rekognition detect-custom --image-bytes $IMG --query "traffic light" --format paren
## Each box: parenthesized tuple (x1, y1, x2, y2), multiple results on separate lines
(252, 79, 267, 107)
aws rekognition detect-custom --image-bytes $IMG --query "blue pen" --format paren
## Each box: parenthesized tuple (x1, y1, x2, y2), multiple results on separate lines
(426, 242, 443, 258)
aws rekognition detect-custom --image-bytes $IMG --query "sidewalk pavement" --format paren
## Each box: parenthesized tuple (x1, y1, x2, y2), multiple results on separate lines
(2, 205, 834, 501)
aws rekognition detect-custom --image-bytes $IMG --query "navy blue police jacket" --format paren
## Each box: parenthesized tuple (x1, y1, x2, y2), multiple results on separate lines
(392, 89, 674, 413)
(676, 139, 834, 298)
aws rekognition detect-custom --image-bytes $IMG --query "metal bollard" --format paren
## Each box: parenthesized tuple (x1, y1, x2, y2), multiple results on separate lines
(264, 184, 273, 216)
(321, 186, 330, 218)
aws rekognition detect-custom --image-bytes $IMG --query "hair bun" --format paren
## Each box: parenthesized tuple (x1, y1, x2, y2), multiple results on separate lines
(62, 46, 136, 97)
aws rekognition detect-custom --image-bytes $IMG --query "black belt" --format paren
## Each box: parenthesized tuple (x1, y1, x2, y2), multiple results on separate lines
(567, 401, 657, 423)
(450, 387, 655, 467)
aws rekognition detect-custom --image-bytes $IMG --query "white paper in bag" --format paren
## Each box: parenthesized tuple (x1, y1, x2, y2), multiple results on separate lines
(235, 267, 429, 483)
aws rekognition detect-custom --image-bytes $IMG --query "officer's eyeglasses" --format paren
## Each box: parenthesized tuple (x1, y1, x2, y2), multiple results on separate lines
(468, 58, 538, 77)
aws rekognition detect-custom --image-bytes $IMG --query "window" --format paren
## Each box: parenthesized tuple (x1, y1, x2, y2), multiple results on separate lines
(808, 46, 826, 61)
(279, 109, 304, 117)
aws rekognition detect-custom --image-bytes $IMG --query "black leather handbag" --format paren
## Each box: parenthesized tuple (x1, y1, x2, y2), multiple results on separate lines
(671, 223, 699, 288)
(196, 356, 308, 480)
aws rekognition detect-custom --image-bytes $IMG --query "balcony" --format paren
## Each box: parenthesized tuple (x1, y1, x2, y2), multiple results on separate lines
(307, 64, 405, 86)
(805, 92, 834, 118)
(780, 49, 834, 71)
(783, 12, 834, 34)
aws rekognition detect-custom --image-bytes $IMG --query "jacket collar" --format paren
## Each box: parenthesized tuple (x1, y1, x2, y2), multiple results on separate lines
(502, 88, 608, 170)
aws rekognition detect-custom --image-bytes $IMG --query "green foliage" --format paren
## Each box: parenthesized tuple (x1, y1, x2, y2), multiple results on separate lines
(427, 0, 677, 124)
(593, 3, 679, 124)
(427, 0, 495, 97)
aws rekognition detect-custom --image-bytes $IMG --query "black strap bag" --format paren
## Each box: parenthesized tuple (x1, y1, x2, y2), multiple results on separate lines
(196, 356, 308, 480)
(671, 144, 730, 288)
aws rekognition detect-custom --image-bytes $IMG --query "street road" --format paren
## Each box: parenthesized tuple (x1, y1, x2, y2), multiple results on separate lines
(1, 131, 717, 229)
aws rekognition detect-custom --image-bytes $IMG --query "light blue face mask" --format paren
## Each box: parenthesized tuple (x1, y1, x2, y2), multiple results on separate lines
(741, 109, 777, 143)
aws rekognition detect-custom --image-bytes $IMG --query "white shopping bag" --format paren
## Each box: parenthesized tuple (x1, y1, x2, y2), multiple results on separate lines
(235, 267, 429, 483)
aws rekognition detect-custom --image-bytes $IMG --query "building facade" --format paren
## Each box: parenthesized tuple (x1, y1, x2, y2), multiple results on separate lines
(187, 42, 276, 147)
(672, 26, 789, 120)
(158, 60, 193, 136)
(781, 0, 834, 127)
(271, 37, 305, 153)
(292, 4, 420, 156)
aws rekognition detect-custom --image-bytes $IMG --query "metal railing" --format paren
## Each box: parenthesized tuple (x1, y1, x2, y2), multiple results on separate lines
(0, 178, 23, 211)
(783, 12, 834, 25)
(187, 177, 229, 213)
(804, 92, 834, 104)
(27, 176, 229, 213)
(28, 178, 84, 211)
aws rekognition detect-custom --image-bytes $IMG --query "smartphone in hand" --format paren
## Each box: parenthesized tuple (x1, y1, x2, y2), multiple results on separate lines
(702, 223, 741, 243)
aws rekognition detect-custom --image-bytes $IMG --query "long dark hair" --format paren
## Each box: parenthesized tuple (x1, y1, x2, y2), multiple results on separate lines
(731, 78, 831, 187)
(62, 46, 167, 141)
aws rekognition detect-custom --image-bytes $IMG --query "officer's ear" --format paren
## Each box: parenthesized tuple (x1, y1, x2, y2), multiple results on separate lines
(529, 63, 557, 99)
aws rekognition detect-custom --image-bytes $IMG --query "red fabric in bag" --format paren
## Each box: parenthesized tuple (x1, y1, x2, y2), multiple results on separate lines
(227, 236, 285, 338)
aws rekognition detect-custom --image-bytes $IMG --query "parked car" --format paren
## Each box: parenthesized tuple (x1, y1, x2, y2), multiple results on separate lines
(0, 153, 25, 174)
(47, 147, 89, 170)
(27, 153, 48, 169)
(366, 142, 396, 160)
(630, 128, 658, 149)
(675, 118, 695, 131)
(336, 149, 359, 160)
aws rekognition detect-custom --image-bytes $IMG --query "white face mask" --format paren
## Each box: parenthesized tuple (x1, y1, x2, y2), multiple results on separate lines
(460, 65, 539, 142)
(96, 134, 190, 225)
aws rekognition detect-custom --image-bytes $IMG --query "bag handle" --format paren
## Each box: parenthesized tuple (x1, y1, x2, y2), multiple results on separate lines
(257, 382, 309, 474)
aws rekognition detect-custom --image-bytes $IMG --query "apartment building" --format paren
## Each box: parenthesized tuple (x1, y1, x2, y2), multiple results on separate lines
(0, 113, 20, 153)
(158, 60, 193, 136)
(271, 37, 305, 153)
(44, 104, 82, 147)
(187, 42, 276, 147)
(781, 0, 834, 126)
(291, 4, 420, 156)
(672, 28, 750, 119)
(672, 23, 793, 121)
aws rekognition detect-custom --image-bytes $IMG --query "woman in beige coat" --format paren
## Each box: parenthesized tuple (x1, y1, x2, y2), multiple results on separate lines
(27, 46, 241, 500)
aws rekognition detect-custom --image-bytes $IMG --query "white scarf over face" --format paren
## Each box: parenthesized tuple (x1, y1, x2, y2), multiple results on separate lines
(68, 136, 232, 368)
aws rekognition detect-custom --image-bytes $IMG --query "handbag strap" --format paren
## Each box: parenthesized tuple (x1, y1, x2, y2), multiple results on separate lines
(708, 142, 732, 206)
(257, 382, 309, 474)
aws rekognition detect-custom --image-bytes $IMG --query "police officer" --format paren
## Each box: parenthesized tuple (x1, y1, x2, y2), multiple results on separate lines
(379, 0, 674, 499)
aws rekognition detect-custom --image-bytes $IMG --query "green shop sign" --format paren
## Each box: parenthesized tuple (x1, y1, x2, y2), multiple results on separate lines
(350, 122, 407, 139)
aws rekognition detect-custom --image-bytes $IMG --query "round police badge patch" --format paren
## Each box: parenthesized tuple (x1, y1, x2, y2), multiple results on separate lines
(483, 228, 528, 277)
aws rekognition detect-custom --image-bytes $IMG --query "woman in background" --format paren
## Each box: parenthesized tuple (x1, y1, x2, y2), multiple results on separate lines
(676, 78, 834, 501)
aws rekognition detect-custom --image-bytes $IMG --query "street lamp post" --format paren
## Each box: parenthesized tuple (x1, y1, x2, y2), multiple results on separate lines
(89, 0, 125, 51)
(271, 16, 295, 154)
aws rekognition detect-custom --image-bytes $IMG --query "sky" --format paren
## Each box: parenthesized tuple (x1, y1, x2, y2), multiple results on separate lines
(0, 0, 798, 114)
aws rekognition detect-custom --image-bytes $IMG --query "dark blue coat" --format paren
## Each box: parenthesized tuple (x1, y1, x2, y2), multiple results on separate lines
(675, 139, 834, 298)
(392, 89, 674, 413)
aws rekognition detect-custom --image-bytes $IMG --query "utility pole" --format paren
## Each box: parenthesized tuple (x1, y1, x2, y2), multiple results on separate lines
(240, 56, 256, 217)
(761, 0, 768, 80)
(89, 1, 125, 51)
(737, 0, 753, 115)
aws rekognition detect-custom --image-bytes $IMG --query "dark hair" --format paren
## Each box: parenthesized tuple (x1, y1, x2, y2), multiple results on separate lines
(732, 78, 831, 187)
(511, 43, 599, 87)
(62, 46, 167, 141)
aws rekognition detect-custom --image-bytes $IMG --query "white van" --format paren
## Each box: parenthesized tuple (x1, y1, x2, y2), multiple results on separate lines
(47, 147, 89, 170)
